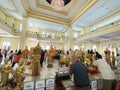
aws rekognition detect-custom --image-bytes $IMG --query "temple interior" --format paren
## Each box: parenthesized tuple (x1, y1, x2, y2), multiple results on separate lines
(0, 0, 120, 90)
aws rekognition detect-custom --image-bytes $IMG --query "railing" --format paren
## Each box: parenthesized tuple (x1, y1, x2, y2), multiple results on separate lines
(26, 31, 37, 35)
(82, 21, 120, 36)
(26, 31, 69, 43)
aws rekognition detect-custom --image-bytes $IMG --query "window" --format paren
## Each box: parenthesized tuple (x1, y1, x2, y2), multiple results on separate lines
(45, 45, 50, 50)
(2, 41, 11, 50)
(64, 32, 67, 37)
(74, 32, 78, 39)
(51, 33, 55, 38)
(41, 45, 44, 50)
(41, 32, 45, 37)
(46, 33, 51, 37)
(20, 24, 23, 32)
(93, 45, 97, 50)
(74, 45, 78, 51)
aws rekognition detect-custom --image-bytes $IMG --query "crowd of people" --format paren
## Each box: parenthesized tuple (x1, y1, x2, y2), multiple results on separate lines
(0, 46, 119, 90)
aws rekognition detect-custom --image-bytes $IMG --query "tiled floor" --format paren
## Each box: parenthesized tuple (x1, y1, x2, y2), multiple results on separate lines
(24, 60, 60, 90)
(1, 58, 60, 90)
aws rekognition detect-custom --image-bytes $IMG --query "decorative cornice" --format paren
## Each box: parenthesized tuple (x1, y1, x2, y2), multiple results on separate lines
(35, 0, 78, 16)
(21, 0, 98, 25)
(78, 22, 120, 41)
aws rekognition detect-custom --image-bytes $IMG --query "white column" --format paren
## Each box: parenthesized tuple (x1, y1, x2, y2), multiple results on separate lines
(19, 18, 28, 50)
(64, 27, 73, 51)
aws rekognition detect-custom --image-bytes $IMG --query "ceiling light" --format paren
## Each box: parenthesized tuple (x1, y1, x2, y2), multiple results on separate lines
(46, 0, 71, 10)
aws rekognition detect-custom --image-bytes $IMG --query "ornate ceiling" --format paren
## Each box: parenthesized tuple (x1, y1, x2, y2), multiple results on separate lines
(0, 0, 120, 32)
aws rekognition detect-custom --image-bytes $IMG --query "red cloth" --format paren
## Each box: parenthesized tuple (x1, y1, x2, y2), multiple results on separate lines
(90, 70, 99, 75)
(13, 54, 21, 63)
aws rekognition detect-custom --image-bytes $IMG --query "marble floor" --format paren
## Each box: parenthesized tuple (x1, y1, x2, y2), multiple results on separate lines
(1, 57, 60, 90)
(22, 60, 60, 90)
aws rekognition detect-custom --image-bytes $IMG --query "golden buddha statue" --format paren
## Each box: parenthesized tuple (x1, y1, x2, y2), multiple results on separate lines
(104, 48, 111, 64)
(60, 54, 71, 66)
(47, 45, 56, 68)
(29, 47, 33, 60)
(14, 60, 25, 90)
(0, 58, 12, 90)
(84, 52, 91, 67)
(32, 43, 42, 76)
(78, 48, 85, 62)
(112, 51, 116, 67)
(28, 47, 34, 69)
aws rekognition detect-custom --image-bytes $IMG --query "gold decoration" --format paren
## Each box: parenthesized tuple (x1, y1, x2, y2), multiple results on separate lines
(0, 58, 12, 90)
(14, 60, 25, 90)
(32, 43, 42, 76)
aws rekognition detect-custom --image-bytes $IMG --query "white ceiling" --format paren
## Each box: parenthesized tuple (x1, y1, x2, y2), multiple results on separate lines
(0, 0, 120, 42)
(0, 0, 120, 31)
(73, 0, 120, 31)
(28, 18, 68, 32)
(83, 31, 120, 42)
(0, 0, 26, 20)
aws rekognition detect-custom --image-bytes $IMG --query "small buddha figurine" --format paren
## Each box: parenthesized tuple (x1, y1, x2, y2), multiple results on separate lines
(0, 58, 12, 90)
(104, 48, 111, 64)
(14, 60, 25, 90)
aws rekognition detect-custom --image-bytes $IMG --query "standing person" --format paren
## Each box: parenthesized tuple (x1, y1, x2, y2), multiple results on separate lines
(93, 54, 116, 90)
(70, 52, 90, 90)
(4, 49, 7, 58)
(0, 49, 3, 63)
(14, 50, 18, 55)
(44, 50, 48, 62)
(12, 51, 21, 67)
(40, 50, 45, 67)
(8, 50, 13, 63)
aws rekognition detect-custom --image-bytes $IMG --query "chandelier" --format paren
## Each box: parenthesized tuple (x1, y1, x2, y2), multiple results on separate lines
(46, 0, 71, 10)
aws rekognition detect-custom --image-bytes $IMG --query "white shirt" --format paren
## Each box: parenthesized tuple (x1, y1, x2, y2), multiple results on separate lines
(93, 59, 116, 80)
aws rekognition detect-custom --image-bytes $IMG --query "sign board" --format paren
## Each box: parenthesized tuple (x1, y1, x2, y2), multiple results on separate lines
(23, 82, 34, 90)
(46, 87, 54, 90)
(46, 79, 55, 88)
(91, 80, 97, 90)
(35, 88, 44, 90)
(35, 80, 45, 89)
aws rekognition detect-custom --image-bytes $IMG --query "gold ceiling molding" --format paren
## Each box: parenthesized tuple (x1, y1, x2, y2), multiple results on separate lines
(35, 0, 78, 16)
(27, 9, 69, 25)
(21, 0, 98, 25)
(70, 0, 98, 24)
(21, 0, 29, 14)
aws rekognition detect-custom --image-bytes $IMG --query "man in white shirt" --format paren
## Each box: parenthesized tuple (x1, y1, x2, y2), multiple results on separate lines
(93, 54, 116, 90)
